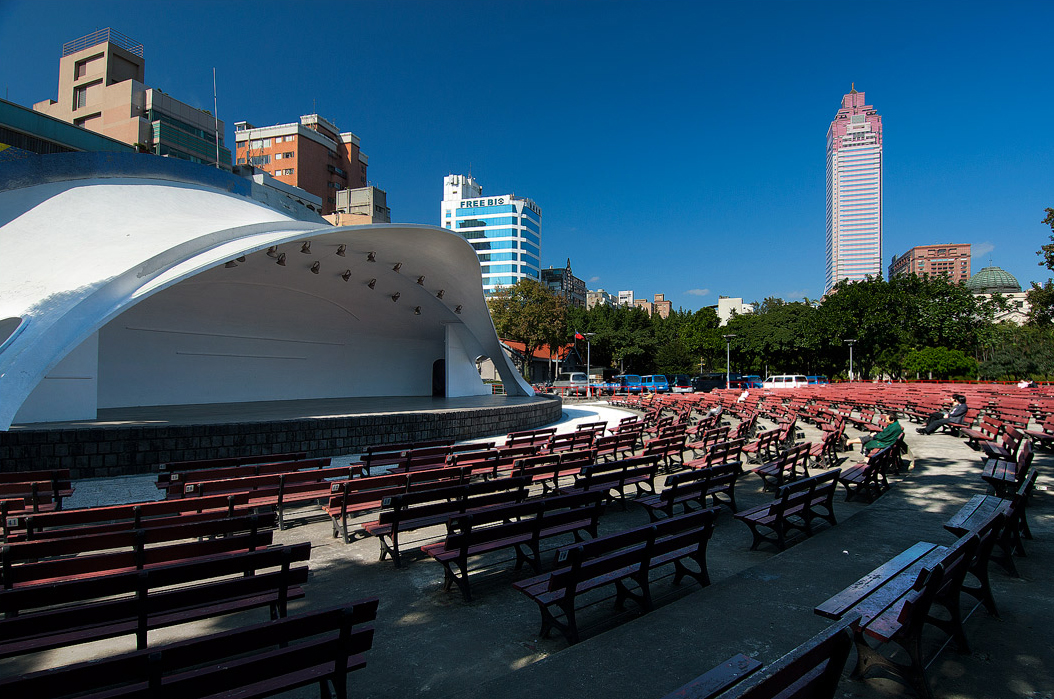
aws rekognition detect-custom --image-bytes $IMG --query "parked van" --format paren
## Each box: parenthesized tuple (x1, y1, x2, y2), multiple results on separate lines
(553, 372, 588, 396)
(614, 374, 643, 394)
(669, 374, 694, 393)
(761, 374, 809, 389)
(641, 375, 670, 393)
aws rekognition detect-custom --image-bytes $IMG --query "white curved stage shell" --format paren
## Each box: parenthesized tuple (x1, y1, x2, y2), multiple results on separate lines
(0, 153, 532, 430)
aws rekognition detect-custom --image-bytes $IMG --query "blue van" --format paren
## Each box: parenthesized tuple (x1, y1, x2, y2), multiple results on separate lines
(615, 374, 643, 394)
(641, 375, 670, 393)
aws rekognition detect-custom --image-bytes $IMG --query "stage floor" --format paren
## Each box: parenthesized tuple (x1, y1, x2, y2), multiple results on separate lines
(9, 395, 551, 430)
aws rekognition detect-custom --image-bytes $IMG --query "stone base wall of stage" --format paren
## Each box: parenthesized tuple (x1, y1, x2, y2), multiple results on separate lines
(0, 397, 563, 478)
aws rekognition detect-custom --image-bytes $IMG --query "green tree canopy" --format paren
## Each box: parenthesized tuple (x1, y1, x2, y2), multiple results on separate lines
(487, 279, 567, 380)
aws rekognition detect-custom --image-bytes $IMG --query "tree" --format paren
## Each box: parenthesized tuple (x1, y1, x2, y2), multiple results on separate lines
(487, 279, 567, 381)
(1028, 208, 1054, 325)
(903, 347, 977, 380)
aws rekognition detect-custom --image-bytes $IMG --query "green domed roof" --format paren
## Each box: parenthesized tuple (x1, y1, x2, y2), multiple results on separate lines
(966, 265, 1021, 294)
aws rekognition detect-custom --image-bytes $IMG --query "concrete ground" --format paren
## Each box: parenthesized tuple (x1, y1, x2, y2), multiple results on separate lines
(3, 402, 1050, 699)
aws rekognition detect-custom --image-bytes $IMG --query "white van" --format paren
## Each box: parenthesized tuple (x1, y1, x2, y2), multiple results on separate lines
(553, 372, 588, 396)
(762, 374, 809, 389)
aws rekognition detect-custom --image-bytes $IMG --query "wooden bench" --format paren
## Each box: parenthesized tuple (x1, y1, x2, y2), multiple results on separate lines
(505, 427, 558, 449)
(546, 431, 596, 454)
(1021, 415, 1054, 450)
(570, 455, 660, 507)
(687, 426, 731, 457)
(156, 452, 307, 487)
(751, 442, 812, 491)
(741, 429, 781, 465)
(734, 469, 839, 551)
(959, 415, 1002, 450)
(0, 469, 74, 504)
(0, 542, 312, 659)
(638, 461, 744, 520)
(814, 534, 980, 698)
(1, 512, 275, 589)
(324, 466, 473, 544)
(659, 616, 856, 699)
(593, 432, 640, 462)
(980, 424, 1024, 467)
(836, 445, 893, 502)
(162, 457, 336, 498)
(179, 465, 355, 529)
(946, 469, 1037, 579)
(642, 434, 688, 472)
(361, 477, 531, 566)
(513, 508, 718, 644)
(5, 494, 251, 542)
(421, 491, 605, 601)
(512, 450, 596, 494)
(981, 438, 1033, 498)
(361, 438, 453, 475)
(0, 599, 378, 699)
(686, 438, 746, 471)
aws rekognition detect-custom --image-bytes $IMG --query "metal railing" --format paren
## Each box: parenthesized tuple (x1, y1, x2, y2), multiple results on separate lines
(63, 28, 144, 58)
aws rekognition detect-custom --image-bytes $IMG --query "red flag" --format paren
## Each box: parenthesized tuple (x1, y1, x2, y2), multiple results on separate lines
(574, 331, 584, 340)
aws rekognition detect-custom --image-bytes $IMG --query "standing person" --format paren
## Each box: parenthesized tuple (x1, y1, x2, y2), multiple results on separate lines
(917, 394, 968, 434)
(847, 413, 903, 456)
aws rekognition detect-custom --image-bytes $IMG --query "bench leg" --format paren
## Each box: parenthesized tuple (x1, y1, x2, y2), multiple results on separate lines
(614, 574, 650, 612)
(852, 629, 933, 699)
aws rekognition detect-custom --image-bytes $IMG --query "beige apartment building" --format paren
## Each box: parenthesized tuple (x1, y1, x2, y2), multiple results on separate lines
(34, 28, 230, 168)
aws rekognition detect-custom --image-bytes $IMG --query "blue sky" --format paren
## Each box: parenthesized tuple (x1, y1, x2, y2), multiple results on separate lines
(2, 0, 1052, 310)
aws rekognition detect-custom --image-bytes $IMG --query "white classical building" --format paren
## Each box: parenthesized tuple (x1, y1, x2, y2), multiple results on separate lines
(440, 174, 541, 295)
(0, 153, 531, 430)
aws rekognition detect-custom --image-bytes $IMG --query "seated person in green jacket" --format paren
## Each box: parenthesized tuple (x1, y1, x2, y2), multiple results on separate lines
(846, 413, 903, 456)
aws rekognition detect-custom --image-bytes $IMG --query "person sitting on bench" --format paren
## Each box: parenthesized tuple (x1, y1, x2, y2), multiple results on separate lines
(917, 394, 967, 434)
(847, 413, 903, 456)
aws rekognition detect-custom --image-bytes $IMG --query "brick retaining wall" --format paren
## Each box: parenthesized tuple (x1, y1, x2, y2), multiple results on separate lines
(0, 397, 563, 478)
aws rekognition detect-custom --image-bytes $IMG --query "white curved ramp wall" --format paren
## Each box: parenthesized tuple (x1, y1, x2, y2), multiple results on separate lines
(0, 154, 531, 429)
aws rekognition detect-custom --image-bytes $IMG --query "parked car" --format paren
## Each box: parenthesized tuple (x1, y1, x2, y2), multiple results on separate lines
(742, 375, 764, 389)
(553, 372, 588, 396)
(691, 373, 743, 392)
(641, 375, 670, 393)
(669, 374, 694, 393)
(761, 374, 809, 389)
(807, 375, 830, 385)
(614, 374, 643, 394)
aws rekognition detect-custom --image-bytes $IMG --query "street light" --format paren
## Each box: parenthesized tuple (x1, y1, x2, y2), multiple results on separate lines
(577, 332, 596, 398)
(722, 334, 737, 389)
(843, 339, 856, 382)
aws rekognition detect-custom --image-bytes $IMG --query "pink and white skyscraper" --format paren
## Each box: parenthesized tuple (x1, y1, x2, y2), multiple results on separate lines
(825, 87, 883, 294)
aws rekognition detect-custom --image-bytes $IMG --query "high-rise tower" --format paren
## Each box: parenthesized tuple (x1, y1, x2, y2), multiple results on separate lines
(440, 174, 541, 296)
(825, 87, 883, 294)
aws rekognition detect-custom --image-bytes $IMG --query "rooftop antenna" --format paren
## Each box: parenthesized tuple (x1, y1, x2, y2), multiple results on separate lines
(212, 67, 220, 168)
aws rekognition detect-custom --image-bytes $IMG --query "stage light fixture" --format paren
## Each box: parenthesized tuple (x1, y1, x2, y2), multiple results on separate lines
(455, 305, 462, 314)
(236, 256, 246, 262)
(311, 262, 320, 274)
(417, 276, 425, 285)
(300, 241, 311, 254)
(436, 290, 445, 299)
(367, 251, 376, 262)
(224, 260, 238, 268)
(266, 246, 279, 258)
(336, 244, 346, 257)
(341, 269, 352, 282)
(276, 253, 287, 266)
(368, 278, 376, 289)
(391, 292, 401, 302)
(392, 262, 402, 272)
(414, 306, 421, 315)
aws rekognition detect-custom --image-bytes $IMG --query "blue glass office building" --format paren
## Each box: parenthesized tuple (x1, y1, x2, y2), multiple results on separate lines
(441, 174, 541, 296)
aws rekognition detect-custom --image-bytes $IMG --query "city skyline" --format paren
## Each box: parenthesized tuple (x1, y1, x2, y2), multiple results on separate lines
(1, 1, 1052, 310)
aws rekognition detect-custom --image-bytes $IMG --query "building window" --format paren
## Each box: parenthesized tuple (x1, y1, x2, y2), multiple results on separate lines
(73, 85, 88, 109)
(236, 157, 246, 165)
(248, 155, 270, 166)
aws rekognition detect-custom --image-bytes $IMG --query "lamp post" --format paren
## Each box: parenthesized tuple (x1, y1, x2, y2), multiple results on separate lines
(722, 334, 737, 389)
(843, 339, 856, 382)
(582, 332, 595, 397)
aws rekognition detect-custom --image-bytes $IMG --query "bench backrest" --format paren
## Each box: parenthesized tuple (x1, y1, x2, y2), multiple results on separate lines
(0, 600, 377, 699)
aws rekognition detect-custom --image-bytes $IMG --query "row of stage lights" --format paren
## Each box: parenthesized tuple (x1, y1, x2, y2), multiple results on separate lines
(223, 243, 461, 315)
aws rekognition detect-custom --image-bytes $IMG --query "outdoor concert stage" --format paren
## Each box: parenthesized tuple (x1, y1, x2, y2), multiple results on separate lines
(0, 394, 563, 477)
